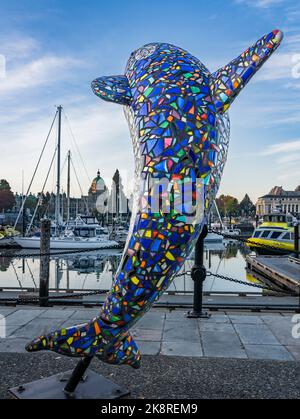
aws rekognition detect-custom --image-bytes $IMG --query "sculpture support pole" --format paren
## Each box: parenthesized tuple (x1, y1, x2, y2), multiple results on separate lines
(187, 225, 211, 319)
(64, 357, 93, 396)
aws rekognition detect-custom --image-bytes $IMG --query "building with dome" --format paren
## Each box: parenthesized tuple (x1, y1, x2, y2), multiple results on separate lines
(79, 170, 108, 218)
(89, 170, 107, 196)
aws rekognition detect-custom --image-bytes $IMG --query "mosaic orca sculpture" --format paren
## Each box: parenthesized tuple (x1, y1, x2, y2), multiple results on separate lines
(26, 30, 283, 368)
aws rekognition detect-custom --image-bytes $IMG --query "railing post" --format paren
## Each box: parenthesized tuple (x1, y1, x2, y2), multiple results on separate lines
(187, 224, 211, 319)
(39, 219, 51, 307)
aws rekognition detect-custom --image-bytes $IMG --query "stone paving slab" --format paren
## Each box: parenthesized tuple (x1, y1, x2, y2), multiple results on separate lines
(163, 323, 200, 343)
(0, 308, 17, 317)
(199, 322, 236, 333)
(11, 318, 64, 339)
(39, 309, 75, 319)
(199, 314, 230, 323)
(286, 346, 300, 360)
(137, 313, 166, 330)
(201, 330, 247, 359)
(132, 328, 163, 342)
(0, 338, 27, 353)
(5, 309, 46, 327)
(136, 341, 161, 356)
(69, 309, 99, 320)
(244, 344, 294, 361)
(161, 341, 203, 357)
(233, 324, 281, 345)
(229, 315, 264, 324)
(261, 316, 300, 347)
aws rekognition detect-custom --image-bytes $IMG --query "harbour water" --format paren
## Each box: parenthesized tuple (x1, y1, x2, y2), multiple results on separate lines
(0, 242, 266, 295)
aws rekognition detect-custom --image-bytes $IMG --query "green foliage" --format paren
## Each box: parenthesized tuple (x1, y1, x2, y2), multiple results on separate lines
(0, 179, 15, 211)
(0, 179, 11, 191)
(216, 195, 239, 217)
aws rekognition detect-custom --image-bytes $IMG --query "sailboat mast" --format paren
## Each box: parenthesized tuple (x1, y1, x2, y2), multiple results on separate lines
(55, 105, 62, 235)
(67, 150, 71, 223)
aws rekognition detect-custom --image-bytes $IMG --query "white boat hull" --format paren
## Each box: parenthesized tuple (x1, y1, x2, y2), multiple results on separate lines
(14, 236, 120, 250)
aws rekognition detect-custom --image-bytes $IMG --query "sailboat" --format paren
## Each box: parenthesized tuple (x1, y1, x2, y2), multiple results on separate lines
(14, 106, 120, 251)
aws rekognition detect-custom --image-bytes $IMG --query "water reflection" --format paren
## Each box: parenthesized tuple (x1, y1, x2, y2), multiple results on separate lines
(0, 242, 262, 295)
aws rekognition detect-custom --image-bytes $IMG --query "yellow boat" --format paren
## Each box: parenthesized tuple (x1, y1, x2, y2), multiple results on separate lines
(247, 213, 296, 254)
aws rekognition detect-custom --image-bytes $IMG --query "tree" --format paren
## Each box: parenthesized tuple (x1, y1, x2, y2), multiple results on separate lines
(0, 179, 11, 191)
(239, 194, 256, 217)
(216, 195, 239, 219)
(24, 194, 38, 212)
(0, 179, 15, 212)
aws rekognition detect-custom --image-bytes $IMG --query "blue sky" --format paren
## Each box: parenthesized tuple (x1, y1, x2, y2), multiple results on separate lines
(0, 0, 300, 202)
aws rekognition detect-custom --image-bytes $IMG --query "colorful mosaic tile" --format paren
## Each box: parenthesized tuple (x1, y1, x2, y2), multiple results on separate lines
(26, 30, 283, 368)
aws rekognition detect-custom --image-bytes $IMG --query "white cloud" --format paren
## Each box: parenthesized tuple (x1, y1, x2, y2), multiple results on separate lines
(235, 0, 284, 8)
(0, 35, 40, 60)
(255, 53, 294, 81)
(277, 153, 300, 164)
(261, 140, 300, 183)
(264, 139, 300, 155)
(0, 55, 83, 95)
(277, 169, 300, 180)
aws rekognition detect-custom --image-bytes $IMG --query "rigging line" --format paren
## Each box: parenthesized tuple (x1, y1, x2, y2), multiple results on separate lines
(25, 147, 58, 236)
(14, 111, 58, 229)
(25, 260, 37, 289)
(11, 260, 23, 290)
(63, 111, 91, 186)
(70, 158, 89, 213)
(60, 152, 68, 177)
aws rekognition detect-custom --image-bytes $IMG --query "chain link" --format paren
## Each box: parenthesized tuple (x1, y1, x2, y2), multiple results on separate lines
(0, 289, 109, 304)
(174, 270, 292, 294)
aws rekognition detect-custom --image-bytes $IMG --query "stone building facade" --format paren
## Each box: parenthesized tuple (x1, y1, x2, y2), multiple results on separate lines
(256, 186, 300, 217)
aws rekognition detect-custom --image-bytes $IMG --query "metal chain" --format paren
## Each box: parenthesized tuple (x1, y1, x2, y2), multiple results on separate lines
(0, 289, 109, 304)
(175, 270, 292, 294)
(205, 271, 291, 293)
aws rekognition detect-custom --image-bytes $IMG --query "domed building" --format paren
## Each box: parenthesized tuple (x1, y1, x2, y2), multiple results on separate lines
(89, 170, 107, 196)
(77, 170, 108, 218)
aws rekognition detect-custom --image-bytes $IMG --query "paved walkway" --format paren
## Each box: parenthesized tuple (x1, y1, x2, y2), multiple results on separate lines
(0, 307, 300, 361)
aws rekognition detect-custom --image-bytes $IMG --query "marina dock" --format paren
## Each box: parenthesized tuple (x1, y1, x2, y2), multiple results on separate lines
(246, 255, 300, 294)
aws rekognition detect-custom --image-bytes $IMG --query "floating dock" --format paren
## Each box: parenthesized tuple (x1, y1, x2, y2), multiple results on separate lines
(246, 255, 300, 294)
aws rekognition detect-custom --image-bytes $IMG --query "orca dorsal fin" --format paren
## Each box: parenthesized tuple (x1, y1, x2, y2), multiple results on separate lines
(210, 30, 283, 114)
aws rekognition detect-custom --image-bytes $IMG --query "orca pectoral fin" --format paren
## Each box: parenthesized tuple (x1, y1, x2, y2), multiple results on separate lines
(91, 75, 132, 105)
(211, 30, 283, 113)
(97, 332, 141, 369)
